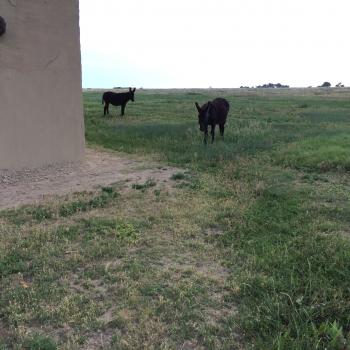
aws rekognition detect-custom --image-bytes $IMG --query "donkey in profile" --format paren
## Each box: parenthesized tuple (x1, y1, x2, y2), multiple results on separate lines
(102, 88, 136, 116)
(195, 98, 230, 144)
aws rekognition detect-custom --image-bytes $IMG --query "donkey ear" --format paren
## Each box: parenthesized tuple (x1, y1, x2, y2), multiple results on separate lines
(195, 102, 201, 112)
(129, 87, 132, 92)
(133, 88, 136, 92)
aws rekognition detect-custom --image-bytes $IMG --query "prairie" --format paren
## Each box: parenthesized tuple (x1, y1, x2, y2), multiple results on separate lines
(1, 88, 350, 349)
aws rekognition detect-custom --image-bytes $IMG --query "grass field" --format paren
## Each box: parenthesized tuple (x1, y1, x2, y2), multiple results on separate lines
(1, 88, 350, 349)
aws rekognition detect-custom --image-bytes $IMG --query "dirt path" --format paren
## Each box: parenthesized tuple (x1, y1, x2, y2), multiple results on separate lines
(0, 148, 180, 210)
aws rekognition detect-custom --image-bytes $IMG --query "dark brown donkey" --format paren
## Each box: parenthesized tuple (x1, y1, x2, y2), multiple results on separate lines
(102, 88, 136, 116)
(195, 98, 230, 144)
(0, 16, 6, 36)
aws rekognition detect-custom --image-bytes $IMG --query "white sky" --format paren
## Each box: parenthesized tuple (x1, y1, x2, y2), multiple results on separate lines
(79, 0, 349, 88)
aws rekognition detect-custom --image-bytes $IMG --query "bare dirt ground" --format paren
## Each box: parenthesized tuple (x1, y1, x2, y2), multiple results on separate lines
(0, 148, 180, 210)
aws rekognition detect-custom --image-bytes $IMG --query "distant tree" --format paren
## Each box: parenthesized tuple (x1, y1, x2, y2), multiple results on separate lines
(319, 82, 331, 88)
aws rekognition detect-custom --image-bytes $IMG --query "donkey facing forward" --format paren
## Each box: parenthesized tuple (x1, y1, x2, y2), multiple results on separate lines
(195, 98, 230, 144)
(102, 88, 136, 116)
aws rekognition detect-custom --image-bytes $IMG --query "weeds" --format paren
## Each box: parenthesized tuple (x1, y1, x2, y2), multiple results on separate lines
(171, 172, 186, 180)
(59, 187, 118, 217)
(0, 187, 119, 225)
(132, 178, 156, 191)
(22, 334, 57, 350)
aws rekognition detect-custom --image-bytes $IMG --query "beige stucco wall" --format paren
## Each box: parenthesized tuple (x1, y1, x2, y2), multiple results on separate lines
(0, 0, 85, 170)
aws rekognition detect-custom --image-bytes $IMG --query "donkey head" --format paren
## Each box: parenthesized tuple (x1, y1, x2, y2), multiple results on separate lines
(129, 87, 136, 102)
(195, 101, 212, 132)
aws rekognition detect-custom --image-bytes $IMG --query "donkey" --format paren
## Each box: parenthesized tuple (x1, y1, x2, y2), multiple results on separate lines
(195, 98, 230, 144)
(102, 88, 136, 116)
(0, 16, 6, 36)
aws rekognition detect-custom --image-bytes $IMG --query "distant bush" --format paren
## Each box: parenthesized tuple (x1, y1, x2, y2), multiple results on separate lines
(256, 83, 289, 88)
(319, 82, 331, 88)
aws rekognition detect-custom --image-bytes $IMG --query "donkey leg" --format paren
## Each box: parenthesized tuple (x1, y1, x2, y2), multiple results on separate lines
(203, 127, 208, 145)
(121, 104, 126, 116)
(211, 125, 216, 143)
(219, 124, 225, 139)
(104, 102, 110, 116)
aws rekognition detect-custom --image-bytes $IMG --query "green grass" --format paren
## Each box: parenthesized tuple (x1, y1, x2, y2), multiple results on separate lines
(221, 182, 350, 349)
(1, 88, 350, 349)
(276, 134, 350, 171)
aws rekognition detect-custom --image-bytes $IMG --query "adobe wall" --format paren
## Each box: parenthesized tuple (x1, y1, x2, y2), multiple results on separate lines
(0, 0, 85, 170)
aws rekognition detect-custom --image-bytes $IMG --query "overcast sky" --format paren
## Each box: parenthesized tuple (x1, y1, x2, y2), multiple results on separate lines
(79, 0, 349, 89)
